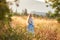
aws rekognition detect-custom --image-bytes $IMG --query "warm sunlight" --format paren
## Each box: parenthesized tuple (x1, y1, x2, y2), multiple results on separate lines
(0, 0, 60, 40)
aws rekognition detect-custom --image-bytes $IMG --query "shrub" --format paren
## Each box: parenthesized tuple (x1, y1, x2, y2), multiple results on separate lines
(57, 17, 60, 23)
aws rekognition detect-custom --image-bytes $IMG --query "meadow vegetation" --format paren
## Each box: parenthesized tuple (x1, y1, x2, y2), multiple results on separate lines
(0, 0, 60, 40)
(0, 15, 60, 40)
(4, 15, 59, 40)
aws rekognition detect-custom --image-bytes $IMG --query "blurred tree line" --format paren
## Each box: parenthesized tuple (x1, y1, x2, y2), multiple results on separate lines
(0, 0, 22, 40)
(12, 8, 28, 16)
(0, 0, 11, 29)
(21, 9, 28, 16)
(46, 0, 60, 23)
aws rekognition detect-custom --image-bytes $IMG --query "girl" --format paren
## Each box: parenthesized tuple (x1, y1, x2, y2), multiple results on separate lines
(27, 14, 34, 34)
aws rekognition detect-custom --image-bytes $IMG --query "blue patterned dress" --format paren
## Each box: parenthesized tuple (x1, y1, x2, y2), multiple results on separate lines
(27, 17, 34, 33)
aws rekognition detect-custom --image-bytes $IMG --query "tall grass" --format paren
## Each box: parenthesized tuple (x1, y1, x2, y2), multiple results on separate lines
(0, 16, 60, 40)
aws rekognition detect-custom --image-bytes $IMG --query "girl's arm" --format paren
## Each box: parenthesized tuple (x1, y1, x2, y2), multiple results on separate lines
(28, 18, 30, 24)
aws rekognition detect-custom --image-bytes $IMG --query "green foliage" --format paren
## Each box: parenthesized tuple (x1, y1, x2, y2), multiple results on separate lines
(46, 0, 60, 22)
(46, 11, 54, 18)
(0, 0, 12, 27)
(46, 0, 60, 17)
(57, 17, 60, 23)
(0, 3, 9, 20)
(0, 0, 6, 3)
(0, 0, 9, 20)
(33, 14, 42, 18)
(46, 11, 60, 19)
(50, 14, 55, 18)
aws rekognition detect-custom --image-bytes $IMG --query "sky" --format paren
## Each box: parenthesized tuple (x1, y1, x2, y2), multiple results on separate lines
(7, 0, 54, 13)
(36, 0, 45, 2)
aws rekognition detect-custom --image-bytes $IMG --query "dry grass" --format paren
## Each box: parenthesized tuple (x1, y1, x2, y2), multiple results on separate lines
(11, 16, 60, 40)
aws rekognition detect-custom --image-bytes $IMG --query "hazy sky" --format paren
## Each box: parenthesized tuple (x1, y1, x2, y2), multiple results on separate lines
(7, 0, 54, 13)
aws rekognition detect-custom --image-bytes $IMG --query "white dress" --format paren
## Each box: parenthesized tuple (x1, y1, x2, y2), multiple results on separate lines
(27, 17, 34, 33)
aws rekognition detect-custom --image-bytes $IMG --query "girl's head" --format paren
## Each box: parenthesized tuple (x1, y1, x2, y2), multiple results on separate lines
(29, 14, 32, 18)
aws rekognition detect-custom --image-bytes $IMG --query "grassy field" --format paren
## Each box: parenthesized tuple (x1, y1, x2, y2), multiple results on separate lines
(10, 16, 60, 40)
